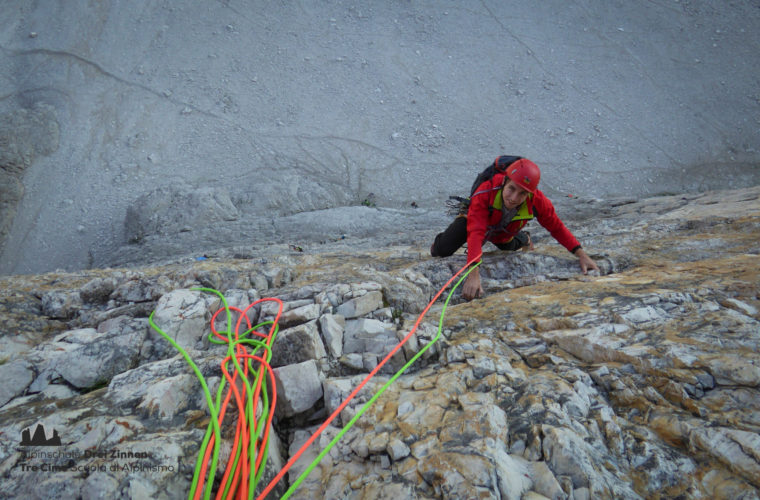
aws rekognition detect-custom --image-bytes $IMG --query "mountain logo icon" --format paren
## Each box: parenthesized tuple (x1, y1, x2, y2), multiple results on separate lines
(20, 423, 62, 446)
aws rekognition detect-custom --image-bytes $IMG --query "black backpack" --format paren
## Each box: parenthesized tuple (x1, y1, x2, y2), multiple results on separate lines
(447, 155, 522, 215)
(469, 155, 522, 196)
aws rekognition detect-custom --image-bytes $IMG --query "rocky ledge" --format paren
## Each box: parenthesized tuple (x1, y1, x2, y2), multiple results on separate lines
(0, 186, 759, 499)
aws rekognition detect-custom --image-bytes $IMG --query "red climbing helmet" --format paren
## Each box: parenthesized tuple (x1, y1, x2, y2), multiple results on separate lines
(506, 158, 541, 193)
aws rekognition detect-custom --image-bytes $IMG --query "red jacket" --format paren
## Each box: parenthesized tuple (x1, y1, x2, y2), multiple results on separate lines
(466, 172, 580, 264)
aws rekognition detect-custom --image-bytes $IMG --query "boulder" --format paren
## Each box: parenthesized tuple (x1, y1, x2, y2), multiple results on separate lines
(41, 290, 83, 319)
(318, 313, 345, 358)
(274, 360, 323, 417)
(270, 320, 327, 367)
(336, 290, 384, 319)
(150, 289, 210, 352)
(343, 318, 396, 354)
(49, 321, 145, 389)
(0, 360, 34, 407)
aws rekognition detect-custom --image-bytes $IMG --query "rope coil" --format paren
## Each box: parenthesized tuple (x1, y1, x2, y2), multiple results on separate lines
(149, 254, 481, 499)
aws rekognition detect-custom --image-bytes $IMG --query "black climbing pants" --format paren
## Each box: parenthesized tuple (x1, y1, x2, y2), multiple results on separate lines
(430, 216, 529, 257)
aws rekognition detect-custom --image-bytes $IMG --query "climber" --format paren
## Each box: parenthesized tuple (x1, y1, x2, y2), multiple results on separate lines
(430, 156, 599, 300)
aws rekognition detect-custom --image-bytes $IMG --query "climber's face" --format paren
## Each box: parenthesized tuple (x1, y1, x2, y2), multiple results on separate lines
(502, 180, 530, 209)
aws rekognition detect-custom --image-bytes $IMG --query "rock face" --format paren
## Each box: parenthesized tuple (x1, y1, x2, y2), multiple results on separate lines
(124, 185, 240, 244)
(3, 2, 760, 275)
(0, 104, 60, 255)
(0, 186, 759, 499)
